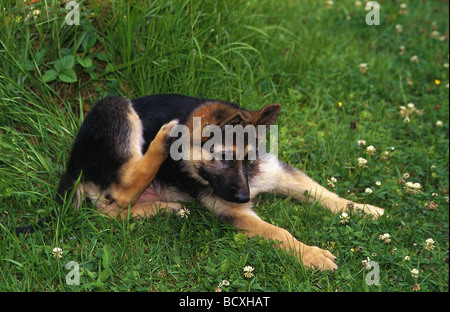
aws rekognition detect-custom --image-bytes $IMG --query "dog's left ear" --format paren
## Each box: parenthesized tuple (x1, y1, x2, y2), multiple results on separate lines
(252, 103, 281, 126)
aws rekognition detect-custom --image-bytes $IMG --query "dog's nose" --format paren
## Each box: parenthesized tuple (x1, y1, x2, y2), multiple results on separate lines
(234, 191, 250, 203)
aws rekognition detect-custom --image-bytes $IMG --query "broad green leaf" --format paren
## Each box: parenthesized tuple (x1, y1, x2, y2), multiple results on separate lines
(58, 68, 77, 83)
(42, 69, 59, 82)
(54, 55, 75, 72)
(77, 56, 93, 68)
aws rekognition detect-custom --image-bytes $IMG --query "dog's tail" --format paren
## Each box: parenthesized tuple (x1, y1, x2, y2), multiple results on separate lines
(12, 172, 75, 235)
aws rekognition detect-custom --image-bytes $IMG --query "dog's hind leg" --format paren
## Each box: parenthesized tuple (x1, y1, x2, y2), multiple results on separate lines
(251, 153, 384, 217)
(110, 119, 179, 208)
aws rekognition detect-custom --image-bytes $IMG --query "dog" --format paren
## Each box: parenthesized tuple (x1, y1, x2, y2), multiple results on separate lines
(17, 94, 384, 271)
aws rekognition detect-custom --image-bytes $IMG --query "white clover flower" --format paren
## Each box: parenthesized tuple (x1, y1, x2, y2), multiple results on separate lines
(357, 139, 366, 146)
(358, 157, 368, 167)
(366, 145, 376, 156)
(216, 279, 230, 291)
(395, 24, 403, 34)
(431, 30, 440, 38)
(243, 266, 254, 278)
(179, 207, 190, 218)
(359, 63, 368, 73)
(375, 181, 382, 186)
(404, 256, 410, 261)
(424, 238, 435, 251)
(403, 173, 410, 179)
(403, 181, 422, 194)
(379, 233, 391, 243)
(52, 247, 63, 259)
(339, 212, 350, 224)
(362, 257, 371, 269)
(436, 120, 443, 127)
(411, 55, 419, 63)
(411, 268, 419, 279)
(365, 187, 373, 194)
(327, 177, 337, 188)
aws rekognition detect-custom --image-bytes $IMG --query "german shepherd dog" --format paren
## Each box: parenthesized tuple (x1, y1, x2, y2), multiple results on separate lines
(17, 94, 384, 271)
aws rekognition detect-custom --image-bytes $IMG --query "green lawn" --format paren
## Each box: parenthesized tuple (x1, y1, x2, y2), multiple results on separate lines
(0, 0, 448, 292)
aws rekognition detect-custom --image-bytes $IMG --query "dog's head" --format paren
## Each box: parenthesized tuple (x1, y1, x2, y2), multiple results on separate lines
(175, 102, 281, 203)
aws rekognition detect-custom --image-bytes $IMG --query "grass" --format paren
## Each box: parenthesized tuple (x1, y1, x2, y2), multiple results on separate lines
(0, 0, 448, 292)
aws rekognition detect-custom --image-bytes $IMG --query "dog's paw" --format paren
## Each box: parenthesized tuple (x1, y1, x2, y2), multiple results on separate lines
(302, 246, 338, 271)
(348, 202, 384, 219)
(362, 204, 384, 218)
(159, 119, 179, 141)
(152, 119, 179, 155)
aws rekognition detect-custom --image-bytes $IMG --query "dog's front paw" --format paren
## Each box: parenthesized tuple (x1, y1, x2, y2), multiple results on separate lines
(159, 119, 179, 141)
(347, 202, 384, 219)
(152, 119, 179, 155)
(302, 246, 338, 271)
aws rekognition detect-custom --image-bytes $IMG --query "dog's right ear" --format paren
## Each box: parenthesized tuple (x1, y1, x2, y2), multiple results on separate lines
(252, 103, 282, 127)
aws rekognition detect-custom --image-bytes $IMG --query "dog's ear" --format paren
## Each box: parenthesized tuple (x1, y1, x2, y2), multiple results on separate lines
(252, 103, 281, 126)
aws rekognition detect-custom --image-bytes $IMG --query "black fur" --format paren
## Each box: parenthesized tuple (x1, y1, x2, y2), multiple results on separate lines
(68, 96, 133, 189)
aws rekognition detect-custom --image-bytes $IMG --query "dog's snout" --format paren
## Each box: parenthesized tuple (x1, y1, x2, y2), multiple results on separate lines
(234, 191, 250, 203)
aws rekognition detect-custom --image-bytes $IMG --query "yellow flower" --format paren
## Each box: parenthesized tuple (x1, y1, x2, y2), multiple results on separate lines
(338, 101, 343, 108)
(435, 79, 441, 85)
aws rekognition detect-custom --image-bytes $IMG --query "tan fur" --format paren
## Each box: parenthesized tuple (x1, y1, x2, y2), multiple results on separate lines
(75, 181, 107, 209)
(98, 200, 182, 219)
(258, 153, 384, 216)
(232, 208, 337, 270)
(110, 118, 178, 207)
